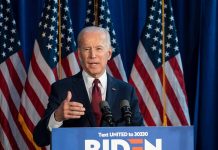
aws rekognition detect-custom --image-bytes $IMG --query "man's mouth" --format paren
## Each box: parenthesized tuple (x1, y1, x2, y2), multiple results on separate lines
(89, 62, 99, 65)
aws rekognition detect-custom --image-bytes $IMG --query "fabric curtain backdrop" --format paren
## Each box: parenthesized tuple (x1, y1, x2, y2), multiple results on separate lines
(195, 0, 218, 149)
(8, 0, 218, 149)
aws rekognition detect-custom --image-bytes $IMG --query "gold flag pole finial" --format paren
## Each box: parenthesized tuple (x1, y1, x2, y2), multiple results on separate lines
(58, 0, 62, 79)
(161, 0, 167, 126)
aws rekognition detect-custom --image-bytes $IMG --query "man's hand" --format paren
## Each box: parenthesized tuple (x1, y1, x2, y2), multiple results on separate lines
(54, 91, 86, 122)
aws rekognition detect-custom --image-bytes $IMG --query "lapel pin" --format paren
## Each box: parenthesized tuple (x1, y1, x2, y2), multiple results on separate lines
(112, 88, 116, 91)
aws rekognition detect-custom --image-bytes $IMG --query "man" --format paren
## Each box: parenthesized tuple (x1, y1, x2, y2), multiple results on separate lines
(33, 26, 143, 147)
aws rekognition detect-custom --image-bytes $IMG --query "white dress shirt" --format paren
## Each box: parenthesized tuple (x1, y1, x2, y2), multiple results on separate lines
(48, 70, 107, 131)
(82, 70, 107, 102)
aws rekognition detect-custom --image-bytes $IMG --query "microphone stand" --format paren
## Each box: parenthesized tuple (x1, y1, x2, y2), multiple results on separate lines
(100, 117, 115, 127)
(114, 118, 132, 126)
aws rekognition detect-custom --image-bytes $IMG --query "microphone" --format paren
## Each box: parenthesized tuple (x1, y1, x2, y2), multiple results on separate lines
(120, 100, 132, 126)
(100, 101, 114, 126)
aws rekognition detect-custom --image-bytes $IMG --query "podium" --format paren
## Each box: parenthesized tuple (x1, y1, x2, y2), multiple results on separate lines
(52, 126, 194, 150)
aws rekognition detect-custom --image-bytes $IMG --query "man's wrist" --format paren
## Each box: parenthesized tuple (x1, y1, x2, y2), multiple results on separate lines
(54, 110, 62, 122)
(48, 112, 63, 131)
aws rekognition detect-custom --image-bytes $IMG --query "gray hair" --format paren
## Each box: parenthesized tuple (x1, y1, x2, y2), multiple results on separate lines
(77, 26, 111, 48)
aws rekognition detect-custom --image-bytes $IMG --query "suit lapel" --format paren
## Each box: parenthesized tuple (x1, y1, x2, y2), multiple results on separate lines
(71, 72, 96, 126)
(105, 74, 118, 108)
(71, 72, 119, 127)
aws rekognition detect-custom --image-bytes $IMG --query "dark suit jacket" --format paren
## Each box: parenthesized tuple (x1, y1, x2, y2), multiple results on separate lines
(33, 71, 143, 146)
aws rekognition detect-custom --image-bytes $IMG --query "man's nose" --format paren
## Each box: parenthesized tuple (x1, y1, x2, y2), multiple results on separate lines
(89, 49, 96, 58)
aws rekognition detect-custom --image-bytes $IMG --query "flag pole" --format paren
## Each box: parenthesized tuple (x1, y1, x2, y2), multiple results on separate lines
(161, 0, 167, 126)
(58, 0, 62, 79)
(94, 0, 99, 25)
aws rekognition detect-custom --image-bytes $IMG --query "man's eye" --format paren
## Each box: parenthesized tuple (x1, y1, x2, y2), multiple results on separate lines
(83, 48, 90, 51)
(97, 47, 103, 51)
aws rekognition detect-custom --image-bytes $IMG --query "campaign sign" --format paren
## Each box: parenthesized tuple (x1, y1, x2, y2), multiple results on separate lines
(52, 126, 193, 150)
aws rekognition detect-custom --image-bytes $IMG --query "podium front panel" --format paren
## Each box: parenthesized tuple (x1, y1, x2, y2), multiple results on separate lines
(52, 126, 193, 150)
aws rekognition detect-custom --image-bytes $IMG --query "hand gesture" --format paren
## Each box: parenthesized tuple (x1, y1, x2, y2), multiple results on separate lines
(54, 91, 85, 122)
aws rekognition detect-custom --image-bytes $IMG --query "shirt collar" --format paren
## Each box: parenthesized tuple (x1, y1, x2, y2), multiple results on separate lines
(82, 70, 107, 88)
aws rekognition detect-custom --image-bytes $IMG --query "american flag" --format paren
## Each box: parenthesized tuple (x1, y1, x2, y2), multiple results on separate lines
(0, 0, 28, 149)
(18, 0, 80, 148)
(85, 0, 127, 81)
(129, 0, 190, 126)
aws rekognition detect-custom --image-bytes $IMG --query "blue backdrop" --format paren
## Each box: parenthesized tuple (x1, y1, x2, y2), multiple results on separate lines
(10, 0, 218, 149)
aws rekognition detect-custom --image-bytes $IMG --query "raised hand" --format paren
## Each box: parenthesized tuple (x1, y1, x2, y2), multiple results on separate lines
(54, 91, 86, 122)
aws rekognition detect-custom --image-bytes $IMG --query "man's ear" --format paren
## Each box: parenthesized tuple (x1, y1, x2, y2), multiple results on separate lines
(77, 49, 82, 62)
(107, 47, 112, 60)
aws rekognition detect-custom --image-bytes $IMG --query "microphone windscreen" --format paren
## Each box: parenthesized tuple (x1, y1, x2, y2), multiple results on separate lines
(100, 101, 114, 126)
(120, 100, 132, 126)
(100, 101, 110, 109)
(120, 100, 130, 108)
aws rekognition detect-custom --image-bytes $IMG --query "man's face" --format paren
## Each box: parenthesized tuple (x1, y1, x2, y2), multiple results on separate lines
(78, 31, 112, 78)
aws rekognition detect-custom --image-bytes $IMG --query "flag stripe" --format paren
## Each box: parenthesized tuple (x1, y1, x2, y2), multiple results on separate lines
(34, 40, 57, 84)
(61, 57, 72, 77)
(107, 55, 127, 81)
(67, 52, 80, 75)
(28, 64, 49, 109)
(0, 135, 6, 150)
(158, 68, 187, 125)
(0, 64, 20, 111)
(0, 94, 32, 150)
(129, 77, 156, 126)
(169, 56, 188, 103)
(138, 42, 178, 125)
(134, 54, 174, 126)
(5, 58, 23, 96)
(19, 104, 35, 133)
(31, 52, 51, 96)
(134, 53, 164, 122)
(25, 80, 45, 118)
(157, 67, 189, 125)
(62, 53, 80, 77)
(130, 48, 160, 125)
(113, 55, 127, 81)
(107, 58, 123, 80)
(130, 41, 187, 125)
(0, 78, 29, 149)
(1, 91, 29, 147)
(11, 51, 27, 85)
(167, 57, 189, 121)
(156, 67, 182, 125)
(0, 108, 18, 149)
(18, 50, 26, 68)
